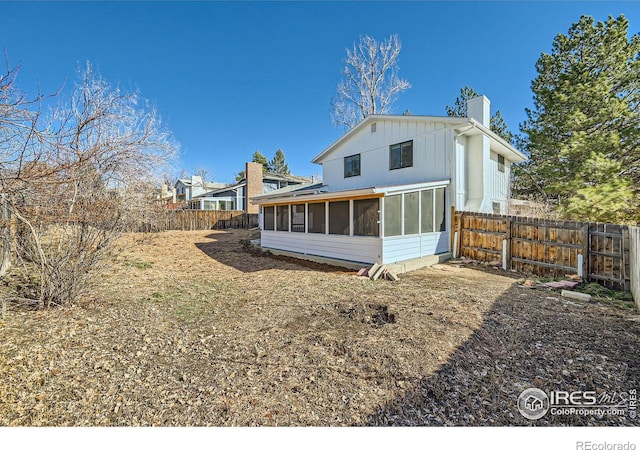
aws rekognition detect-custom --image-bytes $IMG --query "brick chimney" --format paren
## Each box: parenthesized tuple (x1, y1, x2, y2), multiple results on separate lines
(245, 162, 263, 214)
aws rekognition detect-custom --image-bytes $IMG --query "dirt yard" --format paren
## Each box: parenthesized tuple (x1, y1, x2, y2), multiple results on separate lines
(1, 230, 638, 426)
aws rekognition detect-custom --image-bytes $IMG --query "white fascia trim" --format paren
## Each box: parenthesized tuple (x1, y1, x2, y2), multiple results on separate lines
(253, 187, 378, 205)
(458, 119, 527, 162)
(253, 180, 451, 205)
(312, 115, 469, 164)
(374, 179, 450, 195)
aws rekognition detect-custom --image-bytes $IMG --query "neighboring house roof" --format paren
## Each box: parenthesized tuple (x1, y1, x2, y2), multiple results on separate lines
(175, 178, 226, 190)
(311, 114, 526, 164)
(252, 181, 324, 201)
(190, 172, 312, 201)
(262, 172, 311, 184)
(192, 182, 244, 199)
(252, 180, 449, 205)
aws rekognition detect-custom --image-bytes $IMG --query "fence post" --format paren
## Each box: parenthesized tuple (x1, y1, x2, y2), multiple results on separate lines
(577, 254, 584, 278)
(0, 194, 11, 277)
(582, 223, 590, 282)
(450, 206, 456, 255)
(506, 215, 513, 271)
(622, 226, 630, 292)
(630, 226, 639, 311)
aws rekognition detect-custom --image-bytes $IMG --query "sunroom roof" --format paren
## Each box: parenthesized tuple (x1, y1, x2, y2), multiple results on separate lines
(251, 180, 450, 205)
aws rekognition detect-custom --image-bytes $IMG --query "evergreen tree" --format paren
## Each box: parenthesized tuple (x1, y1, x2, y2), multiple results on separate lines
(268, 149, 290, 175)
(252, 150, 268, 170)
(515, 15, 640, 223)
(236, 150, 271, 180)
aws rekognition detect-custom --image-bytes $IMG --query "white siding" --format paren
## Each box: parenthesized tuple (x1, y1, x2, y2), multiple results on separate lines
(261, 231, 381, 264)
(382, 232, 450, 264)
(488, 151, 511, 214)
(322, 119, 453, 192)
(465, 134, 489, 212)
(454, 136, 467, 210)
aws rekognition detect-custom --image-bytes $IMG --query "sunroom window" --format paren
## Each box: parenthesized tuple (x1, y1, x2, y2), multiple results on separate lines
(353, 198, 379, 237)
(276, 205, 289, 231)
(291, 204, 305, 232)
(420, 190, 434, 233)
(435, 187, 446, 232)
(263, 206, 275, 231)
(403, 192, 419, 235)
(308, 202, 325, 233)
(328, 201, 349, 235)
(383, 195, 402, 237)
(419, 188, 446, 233)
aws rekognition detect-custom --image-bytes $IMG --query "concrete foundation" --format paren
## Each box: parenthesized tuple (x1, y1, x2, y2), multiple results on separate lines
(252, 239, 451, 274)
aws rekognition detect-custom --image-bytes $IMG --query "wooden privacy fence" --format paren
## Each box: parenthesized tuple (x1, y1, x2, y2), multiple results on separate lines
(630, 226, 640, 309)
(137, 210, 259, 232)
(452, 210, 633, 292)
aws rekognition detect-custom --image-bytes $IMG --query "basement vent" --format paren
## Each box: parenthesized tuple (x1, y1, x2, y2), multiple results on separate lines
(371, 122, 377, 133)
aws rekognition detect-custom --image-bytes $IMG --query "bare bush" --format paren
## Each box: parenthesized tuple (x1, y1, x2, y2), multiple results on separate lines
(0, 61, 176, 308)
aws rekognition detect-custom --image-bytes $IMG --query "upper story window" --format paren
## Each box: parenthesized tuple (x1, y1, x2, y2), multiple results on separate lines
(498, 154, 505, 172)
(389, 140, 413, 170)
(344, 154, 361, 178)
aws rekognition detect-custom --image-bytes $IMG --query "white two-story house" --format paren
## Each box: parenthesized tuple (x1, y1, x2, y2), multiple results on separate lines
(252, 96, 526, 270)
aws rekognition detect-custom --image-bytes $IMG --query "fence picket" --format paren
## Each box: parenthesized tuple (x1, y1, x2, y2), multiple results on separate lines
(453, 209, 632, 292)
(630, 227, 640, 308)
(135, 210, 259, 232)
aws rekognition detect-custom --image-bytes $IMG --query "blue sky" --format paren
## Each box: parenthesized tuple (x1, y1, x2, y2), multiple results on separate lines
(1, 1, 638, 184)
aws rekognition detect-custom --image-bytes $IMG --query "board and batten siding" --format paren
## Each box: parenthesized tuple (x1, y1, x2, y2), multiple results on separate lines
(382, 232, 450, 264)
(321, 119, 453, 192)
(260, 231, 381, 264)
(454, 135, 467, 211)
(488, 151, 511, 214)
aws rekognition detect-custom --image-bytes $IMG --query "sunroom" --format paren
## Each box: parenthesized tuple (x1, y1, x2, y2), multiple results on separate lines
(253, 180, 450, 268)
(188, 196, 236, 210)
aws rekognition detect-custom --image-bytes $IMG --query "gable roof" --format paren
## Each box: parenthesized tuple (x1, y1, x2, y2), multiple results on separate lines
(312, 114, 526, 164)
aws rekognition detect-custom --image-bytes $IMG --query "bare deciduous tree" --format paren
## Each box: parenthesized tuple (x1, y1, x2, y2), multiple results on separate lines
(1, 61, 176, 309)
(331, 34, 411, 130)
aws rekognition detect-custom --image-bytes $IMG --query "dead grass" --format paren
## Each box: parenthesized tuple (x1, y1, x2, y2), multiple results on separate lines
(1, 230, 638, 426)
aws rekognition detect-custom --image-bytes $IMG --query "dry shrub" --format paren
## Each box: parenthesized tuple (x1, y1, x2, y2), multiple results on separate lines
(0, 62, 176, 309)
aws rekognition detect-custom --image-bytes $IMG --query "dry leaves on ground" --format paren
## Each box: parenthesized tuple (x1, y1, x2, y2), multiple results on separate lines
(1, 230, 638, 426)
